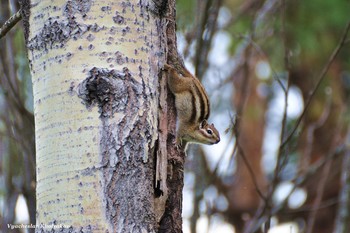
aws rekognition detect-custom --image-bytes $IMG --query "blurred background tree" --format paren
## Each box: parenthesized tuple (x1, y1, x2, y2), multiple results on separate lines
(0, 0, 349, 232)
(0, 0, 35, 232)
(176, 0, 350, 233)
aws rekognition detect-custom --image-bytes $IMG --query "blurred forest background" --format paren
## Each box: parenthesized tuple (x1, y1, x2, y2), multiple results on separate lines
(0, 0, 349, 233)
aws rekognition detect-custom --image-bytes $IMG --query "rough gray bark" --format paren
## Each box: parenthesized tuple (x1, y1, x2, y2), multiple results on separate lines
(77, 67, 158, 232)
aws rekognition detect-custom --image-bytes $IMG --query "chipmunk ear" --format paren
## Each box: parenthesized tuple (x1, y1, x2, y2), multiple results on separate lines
(200, 120, 208, 128)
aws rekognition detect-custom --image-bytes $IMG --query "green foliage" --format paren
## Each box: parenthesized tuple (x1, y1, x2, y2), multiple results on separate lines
(176, 0, 195, 31)
(288, 0, 349, 61)
(216, 0, 350, 71)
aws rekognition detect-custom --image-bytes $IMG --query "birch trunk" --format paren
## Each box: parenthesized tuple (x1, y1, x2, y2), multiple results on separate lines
(20, 0, 182, 232)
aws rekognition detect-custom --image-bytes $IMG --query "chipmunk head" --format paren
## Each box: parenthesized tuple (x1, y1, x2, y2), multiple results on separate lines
(197, 120, 220, 145)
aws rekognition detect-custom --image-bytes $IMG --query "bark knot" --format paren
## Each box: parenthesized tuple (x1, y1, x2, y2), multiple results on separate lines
(77, 67, 140, 118)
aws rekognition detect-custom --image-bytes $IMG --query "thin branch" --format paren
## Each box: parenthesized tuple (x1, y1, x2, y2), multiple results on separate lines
(259, 1, 291, 231)
(249, 39, 287, 93)
(212, 113, 237, 176)
(193, 0, 223, 79)
(263, 3, 290, 231)
(0, 58, 26, 115)
(281, 21, 350, 149)
(286, 197, 338, 214)
(236, 139, 267, 201)
(300, 96, 332, 175)
(265, 74, 290, 232)
(306, 157, 333, 233)
(0, 10, 22, 39)
(222, 0, 261, 31)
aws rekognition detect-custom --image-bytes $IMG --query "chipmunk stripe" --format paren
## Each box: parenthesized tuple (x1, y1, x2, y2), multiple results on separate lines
(192, 81, 206, 122)
(194, 78, 210, 121)
(201, 83, 210, 119)
(189, 89, 197, 123)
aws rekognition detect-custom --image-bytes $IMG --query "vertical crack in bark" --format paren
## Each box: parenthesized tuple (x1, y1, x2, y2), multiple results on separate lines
(153, 4, 171, 222)
(158, 0, 185, 232)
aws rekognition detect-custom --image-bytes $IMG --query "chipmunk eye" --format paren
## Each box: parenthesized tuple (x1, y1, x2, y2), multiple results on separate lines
(207, 129, 213, 135)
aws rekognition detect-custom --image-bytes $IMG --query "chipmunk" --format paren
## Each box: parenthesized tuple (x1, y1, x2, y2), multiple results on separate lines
(163, 63, 220, 151)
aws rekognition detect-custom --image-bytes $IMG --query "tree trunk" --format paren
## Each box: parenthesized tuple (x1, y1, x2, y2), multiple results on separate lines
(20, 0, 182, 232)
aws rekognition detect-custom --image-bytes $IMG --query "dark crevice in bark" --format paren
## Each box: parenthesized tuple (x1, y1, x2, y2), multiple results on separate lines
(158, 0, 185, 232)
